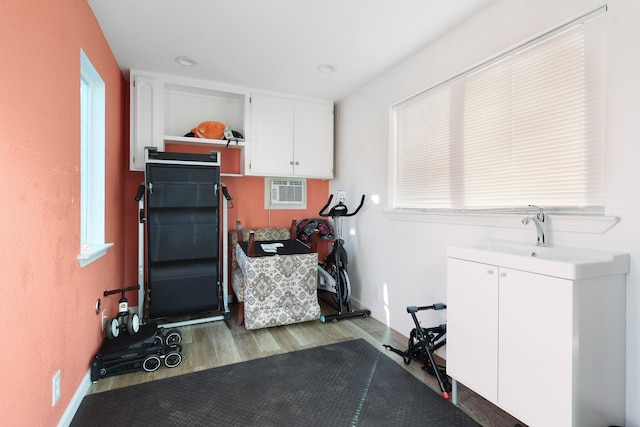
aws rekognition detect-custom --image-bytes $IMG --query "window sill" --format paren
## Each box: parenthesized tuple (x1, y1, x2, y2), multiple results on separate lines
(77, 243, 114, 267)
(384, 211, 620, 234)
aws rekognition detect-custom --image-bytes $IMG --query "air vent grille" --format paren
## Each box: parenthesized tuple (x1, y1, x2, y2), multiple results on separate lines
(271, 179, 305, 204)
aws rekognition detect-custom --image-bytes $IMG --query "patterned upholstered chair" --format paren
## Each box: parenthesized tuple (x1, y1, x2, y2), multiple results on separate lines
(230, 220, 321, 329)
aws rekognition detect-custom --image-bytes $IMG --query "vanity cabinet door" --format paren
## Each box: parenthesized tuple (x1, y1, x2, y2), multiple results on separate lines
(447, 258, 499, 404)
(498, 268, 573, 427)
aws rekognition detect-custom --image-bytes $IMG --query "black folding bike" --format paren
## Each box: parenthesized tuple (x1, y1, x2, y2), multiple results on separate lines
(383, 304, 451, 399)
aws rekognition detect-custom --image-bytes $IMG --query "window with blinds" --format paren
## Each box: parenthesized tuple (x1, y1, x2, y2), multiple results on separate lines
(391, 7, 606, 214)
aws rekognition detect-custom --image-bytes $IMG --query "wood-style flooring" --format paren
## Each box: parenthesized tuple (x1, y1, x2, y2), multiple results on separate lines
(88, 302, 525, 427)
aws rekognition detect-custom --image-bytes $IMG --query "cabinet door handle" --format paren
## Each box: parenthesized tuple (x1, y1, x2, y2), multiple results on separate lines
(290, 161, 294, 165)
(500, 272, 507, 277)
(487, 270, 494, 275)
(295, 161, 299, 165)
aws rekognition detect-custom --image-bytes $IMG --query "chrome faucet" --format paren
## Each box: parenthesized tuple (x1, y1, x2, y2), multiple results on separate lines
(522, 205, 546, 247)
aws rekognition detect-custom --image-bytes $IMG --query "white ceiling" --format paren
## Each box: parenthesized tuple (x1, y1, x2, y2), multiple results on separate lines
(88, 0, 496, 101)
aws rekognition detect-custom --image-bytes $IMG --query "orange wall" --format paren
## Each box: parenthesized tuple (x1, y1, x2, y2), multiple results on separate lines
(0, 0, 126, 425)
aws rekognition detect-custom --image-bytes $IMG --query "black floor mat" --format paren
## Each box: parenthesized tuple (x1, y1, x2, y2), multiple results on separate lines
(71, 338, 479, 426)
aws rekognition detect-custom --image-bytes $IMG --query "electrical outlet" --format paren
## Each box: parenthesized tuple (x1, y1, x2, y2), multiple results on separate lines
(52, 370, 61, 406)
(337, 190, 346, 203)
(101, 309, 107, 331)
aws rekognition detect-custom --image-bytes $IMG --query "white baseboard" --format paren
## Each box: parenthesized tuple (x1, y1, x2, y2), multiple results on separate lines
(57, 370, 91, 427)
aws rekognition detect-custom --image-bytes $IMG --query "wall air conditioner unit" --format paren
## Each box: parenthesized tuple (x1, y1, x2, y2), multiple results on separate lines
(265, 178, 307, 209)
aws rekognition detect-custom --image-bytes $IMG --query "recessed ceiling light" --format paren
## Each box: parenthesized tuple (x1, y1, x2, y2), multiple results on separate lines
(175, 56, 197, 67)
(317, 64, 336, 73)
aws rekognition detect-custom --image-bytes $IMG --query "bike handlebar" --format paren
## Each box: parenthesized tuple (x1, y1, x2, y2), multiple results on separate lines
(406, 303, 447, 313)
(104, 284, 140, 297)
(319, 194, 366, 218)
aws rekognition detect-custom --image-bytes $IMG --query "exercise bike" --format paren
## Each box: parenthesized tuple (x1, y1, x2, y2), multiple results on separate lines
(317, 193, 371, 323)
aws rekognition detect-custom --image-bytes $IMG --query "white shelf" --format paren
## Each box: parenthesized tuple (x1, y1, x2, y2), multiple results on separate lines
(164, 135, 245, 148)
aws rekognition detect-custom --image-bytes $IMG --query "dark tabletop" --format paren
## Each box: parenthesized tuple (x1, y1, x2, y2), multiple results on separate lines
(239, 239, 311, 257)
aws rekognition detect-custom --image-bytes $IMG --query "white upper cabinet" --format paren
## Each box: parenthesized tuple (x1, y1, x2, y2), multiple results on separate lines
(248, 93, 334, 179)
(130, 73, 163, 171)
(163, 82, 246, 144)
(247, 94, 294, 176)
(129, 71, 334, 179)
(293, 100, 334, 178)
(129, 71, 249, 173)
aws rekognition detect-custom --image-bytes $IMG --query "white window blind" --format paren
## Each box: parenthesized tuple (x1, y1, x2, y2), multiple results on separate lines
(392, 7, 606, 213)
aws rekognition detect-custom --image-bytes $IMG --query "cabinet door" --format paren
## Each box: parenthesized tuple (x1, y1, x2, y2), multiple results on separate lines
(293, 101, 333, 179)
(249, 94, 334, 178)
(498, 268, 573, 427)
(447, 258, 499, 404)
(130, 74, 163, 171)
(248, 94, 294, 176)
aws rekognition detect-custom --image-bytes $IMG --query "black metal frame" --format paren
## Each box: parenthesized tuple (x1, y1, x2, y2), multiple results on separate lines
(317, 194, 371, 323)
(383, 304, 452, 398)
(90, 323, 182, 382)
(136, 148, 230, 327)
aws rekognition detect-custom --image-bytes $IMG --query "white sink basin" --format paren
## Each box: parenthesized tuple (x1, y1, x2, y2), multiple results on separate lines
(447, 240, 629, 280)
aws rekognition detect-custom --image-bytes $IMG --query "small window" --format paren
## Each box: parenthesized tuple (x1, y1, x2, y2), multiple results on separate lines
(391, 7, 606, 215)
(78, 50, 112, 266)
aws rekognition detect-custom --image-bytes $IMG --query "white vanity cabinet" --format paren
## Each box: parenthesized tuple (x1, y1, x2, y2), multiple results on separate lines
(447, 247, 627, 427)
(248, 93, 333, 179)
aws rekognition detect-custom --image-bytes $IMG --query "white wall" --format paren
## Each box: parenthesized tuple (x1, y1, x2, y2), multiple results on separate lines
(333, 0, 640, 424)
